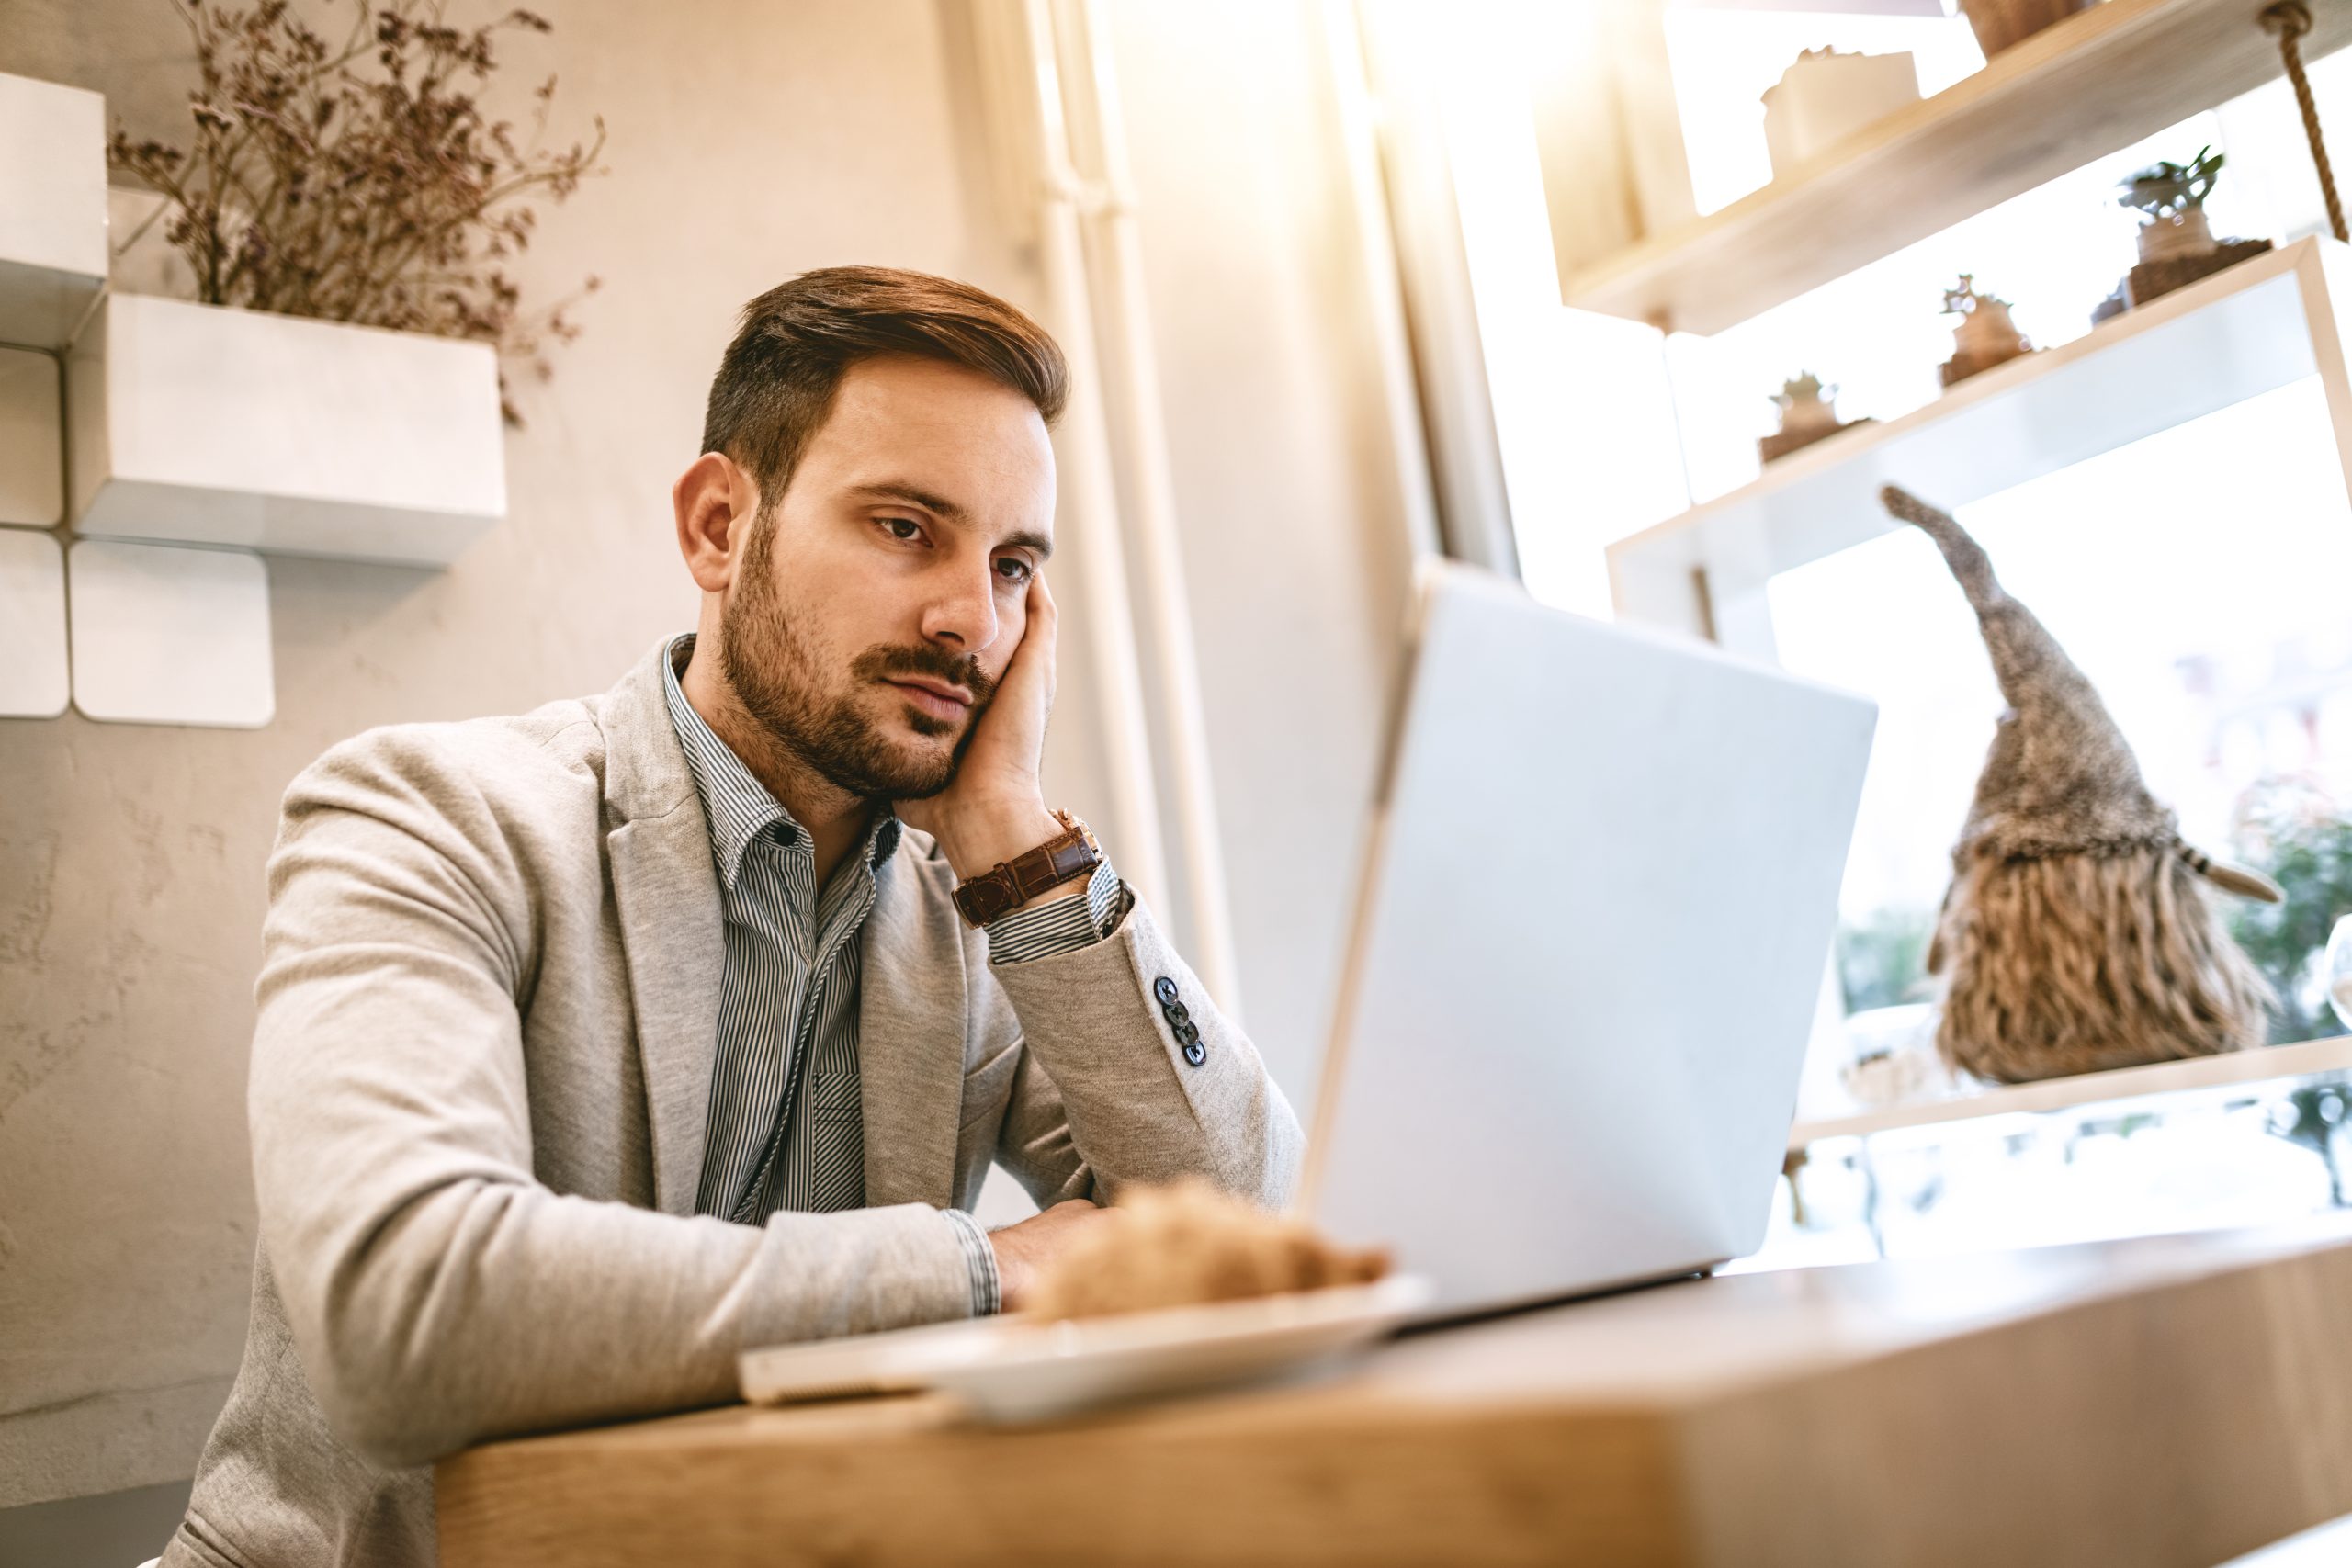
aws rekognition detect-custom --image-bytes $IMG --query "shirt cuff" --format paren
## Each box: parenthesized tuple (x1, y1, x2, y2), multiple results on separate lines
(941, 1207, 1001, 1316)
(983, 859, 1129, 964)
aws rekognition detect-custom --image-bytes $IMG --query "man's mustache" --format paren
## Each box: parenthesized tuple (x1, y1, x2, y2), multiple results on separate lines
(852, 643, 998, 708)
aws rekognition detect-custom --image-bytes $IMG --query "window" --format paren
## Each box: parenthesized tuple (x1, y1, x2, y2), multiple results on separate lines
(1461, 9, 2352, 1104)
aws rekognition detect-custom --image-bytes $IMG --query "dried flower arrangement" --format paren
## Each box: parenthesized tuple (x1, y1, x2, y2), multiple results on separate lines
(108, 0, 605, 422)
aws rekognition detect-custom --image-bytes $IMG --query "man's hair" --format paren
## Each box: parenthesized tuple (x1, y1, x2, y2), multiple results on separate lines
(700, 266, 1069, 507)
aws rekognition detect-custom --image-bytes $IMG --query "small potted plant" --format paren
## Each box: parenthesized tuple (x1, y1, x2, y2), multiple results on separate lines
(1759, 371, 1871, 463)
(2109, 146, 2272, 311)
(72, 0, 605, 567)
(1938, 275, 2037, 389)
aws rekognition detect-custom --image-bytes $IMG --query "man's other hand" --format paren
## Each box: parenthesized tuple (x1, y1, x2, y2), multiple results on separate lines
(988, 1199, 1116, 1314)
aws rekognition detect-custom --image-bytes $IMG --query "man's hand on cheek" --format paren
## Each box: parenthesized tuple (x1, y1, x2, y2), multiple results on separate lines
(899, 572, 1073, 887)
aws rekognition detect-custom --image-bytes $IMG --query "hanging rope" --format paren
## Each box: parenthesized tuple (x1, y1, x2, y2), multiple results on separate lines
(2263, 1, 2346, 244)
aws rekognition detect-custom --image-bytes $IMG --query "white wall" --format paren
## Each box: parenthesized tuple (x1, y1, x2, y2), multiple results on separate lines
(0, 0, 1421, 1514)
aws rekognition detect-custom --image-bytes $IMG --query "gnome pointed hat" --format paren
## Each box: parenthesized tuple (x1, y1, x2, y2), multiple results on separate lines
(1879, 484, 2279, 902)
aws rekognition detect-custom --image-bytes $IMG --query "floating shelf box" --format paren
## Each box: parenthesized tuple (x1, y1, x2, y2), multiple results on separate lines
(1609, 237, 2352, 642)
(0, 526, 69, 719)
(67, 293, 506, 567)
(0, 71, 107, 351)
(1561, 0, 2352, 336)
(68, 538, 274, 728)
(0, 345, 62, 525)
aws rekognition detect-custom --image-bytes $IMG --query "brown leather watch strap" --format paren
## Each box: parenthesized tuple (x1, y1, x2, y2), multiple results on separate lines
(952, 810, 1102, 927)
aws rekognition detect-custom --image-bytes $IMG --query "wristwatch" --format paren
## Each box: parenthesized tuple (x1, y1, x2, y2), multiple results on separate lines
(952, 809, 1103, 926)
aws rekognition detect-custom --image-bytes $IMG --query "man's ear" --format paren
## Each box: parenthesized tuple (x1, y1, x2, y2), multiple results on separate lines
(673, 452, 760, 592)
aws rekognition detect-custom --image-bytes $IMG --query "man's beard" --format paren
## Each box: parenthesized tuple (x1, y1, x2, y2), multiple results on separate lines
(718, 525, 999, 802)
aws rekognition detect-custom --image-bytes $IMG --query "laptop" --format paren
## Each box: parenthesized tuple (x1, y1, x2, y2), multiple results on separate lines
(1296, 560, 1876, 1318)
(741, 559, 1873, 1404)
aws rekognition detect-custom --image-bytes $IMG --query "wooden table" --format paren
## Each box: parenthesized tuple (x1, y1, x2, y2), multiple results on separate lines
(437, 1220, 2352, 1567)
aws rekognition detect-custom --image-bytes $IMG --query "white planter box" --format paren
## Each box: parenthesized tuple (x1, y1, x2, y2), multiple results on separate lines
(1761, 51, 1920, 182)
(0, 71, 107, 350)
(68, 293, 507, 566)
(0, 346, 62, 525)
(0, 527, 69, 718)
(69, 538, 273, 728)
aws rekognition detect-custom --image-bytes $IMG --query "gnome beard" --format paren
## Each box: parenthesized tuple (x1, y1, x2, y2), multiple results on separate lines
(1881, 485, 2279, 1084)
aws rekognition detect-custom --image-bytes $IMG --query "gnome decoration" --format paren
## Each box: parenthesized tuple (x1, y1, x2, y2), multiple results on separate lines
(1879, 485, 2280, 1084)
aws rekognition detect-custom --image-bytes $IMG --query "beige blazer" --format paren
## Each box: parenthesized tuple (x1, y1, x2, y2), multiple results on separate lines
(164, 640, 1304, 1568)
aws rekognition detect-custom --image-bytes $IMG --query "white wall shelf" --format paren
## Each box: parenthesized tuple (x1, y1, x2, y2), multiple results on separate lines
(1609, 237, 2352, 647)
(0, 344, 62, 525)
(1792, 1033, 2352, 1149)
(1559, 0, 2352, 335)
(68, 293, 507, 567)
(0, 526, 69, 718)
(68, 538, 273, 728)
(0, 71, 107, 351)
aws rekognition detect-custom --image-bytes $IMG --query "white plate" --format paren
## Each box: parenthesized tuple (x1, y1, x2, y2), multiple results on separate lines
(739, 1274, 1431, 1422)
(740, 1314, 1011, 1405)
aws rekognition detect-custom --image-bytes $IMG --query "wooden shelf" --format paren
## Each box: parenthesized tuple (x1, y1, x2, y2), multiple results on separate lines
(1608, 237, 2352, 640)
(1559, 0, 2352, 336)
(1790, 1033, 2352, 1149)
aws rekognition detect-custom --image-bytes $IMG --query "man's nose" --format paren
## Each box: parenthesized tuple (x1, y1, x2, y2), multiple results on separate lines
(918, 558, 1001, 655)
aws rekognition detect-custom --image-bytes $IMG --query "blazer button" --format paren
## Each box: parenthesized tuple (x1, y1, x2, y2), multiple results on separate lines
(1163, 1001, 1192, 1027)
(1174, 1021, 1201, 1046)
(1153, 976, 1180, 1005)
(1182, 1039, 1207, 1066)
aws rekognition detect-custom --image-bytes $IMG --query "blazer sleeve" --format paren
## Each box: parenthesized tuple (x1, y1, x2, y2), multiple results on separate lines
(983, 892, 1305, 1212)
(248, 733, 978, 1471)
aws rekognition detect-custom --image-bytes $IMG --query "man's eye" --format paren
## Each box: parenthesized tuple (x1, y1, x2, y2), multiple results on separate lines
(995, 556, 1035, 583)
(881, 517, 922, 542)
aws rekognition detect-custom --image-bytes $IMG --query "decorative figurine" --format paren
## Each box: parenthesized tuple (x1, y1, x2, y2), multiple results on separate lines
(1877, 485, 2280, 1086)
(1938, 275, 2037, 388)
(1759, 372, 1870, 463)
(2111, 147, 2272, 312)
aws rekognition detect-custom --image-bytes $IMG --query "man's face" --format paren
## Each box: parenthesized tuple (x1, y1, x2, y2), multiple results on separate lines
(718, 355, 1057, 801)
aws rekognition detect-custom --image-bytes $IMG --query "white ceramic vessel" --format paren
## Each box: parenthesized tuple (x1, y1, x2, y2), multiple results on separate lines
(68, 293, 506, 567)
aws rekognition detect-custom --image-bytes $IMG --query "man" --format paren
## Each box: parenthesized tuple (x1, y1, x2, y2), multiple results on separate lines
(163, 267, 1302, 1568)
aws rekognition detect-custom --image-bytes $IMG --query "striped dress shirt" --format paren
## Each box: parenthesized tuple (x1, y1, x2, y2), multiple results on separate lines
(660, 635, 1125, 1315)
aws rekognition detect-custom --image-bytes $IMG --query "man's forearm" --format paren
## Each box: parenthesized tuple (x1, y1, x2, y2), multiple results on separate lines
(259, 1177, 978, 1469)
(987, 891, 1305, 1209)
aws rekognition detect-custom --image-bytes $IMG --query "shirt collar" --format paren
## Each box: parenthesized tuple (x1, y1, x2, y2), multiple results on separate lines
(660, 633, 901, 892)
